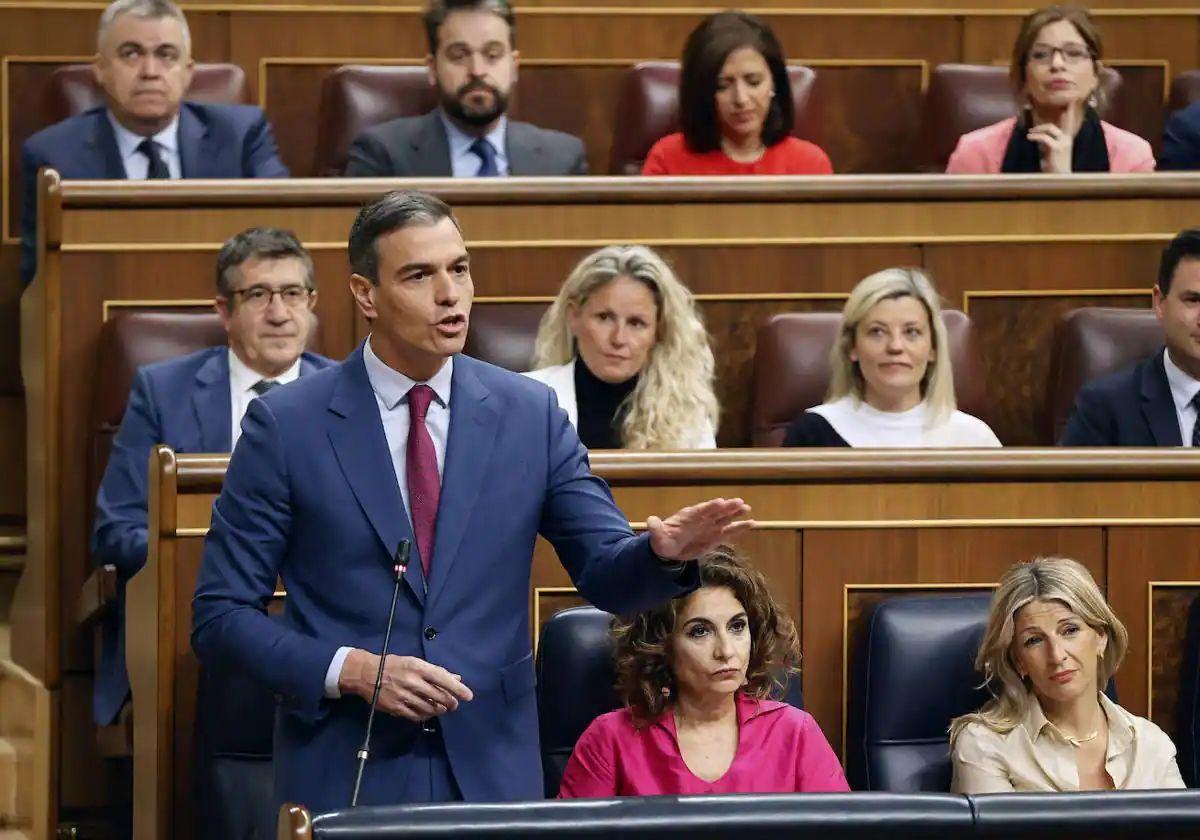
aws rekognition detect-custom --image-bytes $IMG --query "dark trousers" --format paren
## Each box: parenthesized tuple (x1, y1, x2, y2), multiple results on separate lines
(401, 720, 462, 803)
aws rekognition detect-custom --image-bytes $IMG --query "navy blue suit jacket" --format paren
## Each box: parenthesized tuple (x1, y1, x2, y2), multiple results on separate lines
(20, 102, 289, 283)
(1060, 349, 1183, 446)
(191, 346, 698, 810)
(91, 346, 332, 725)
(1161, 102, 1200, 170)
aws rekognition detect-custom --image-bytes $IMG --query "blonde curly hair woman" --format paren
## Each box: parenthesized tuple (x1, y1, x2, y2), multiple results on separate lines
(525, 245, 719, 449)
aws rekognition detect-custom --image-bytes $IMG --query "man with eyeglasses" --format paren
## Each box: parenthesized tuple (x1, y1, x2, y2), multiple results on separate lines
(90, 227, 333, 731)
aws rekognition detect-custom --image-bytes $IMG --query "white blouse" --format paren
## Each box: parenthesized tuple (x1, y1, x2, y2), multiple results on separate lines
(809, 396, 1001, 447)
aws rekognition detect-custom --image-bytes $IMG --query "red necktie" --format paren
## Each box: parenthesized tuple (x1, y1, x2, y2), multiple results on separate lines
(406, 384, 440, 578)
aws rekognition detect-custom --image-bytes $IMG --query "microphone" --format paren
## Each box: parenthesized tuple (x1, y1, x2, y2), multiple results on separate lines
(351, 539, 411, 807)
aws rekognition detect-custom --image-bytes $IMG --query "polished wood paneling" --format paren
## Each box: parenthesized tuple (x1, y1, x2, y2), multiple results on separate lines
(1106, 527, 1200, 726)
(1149, 585, 1200, 743)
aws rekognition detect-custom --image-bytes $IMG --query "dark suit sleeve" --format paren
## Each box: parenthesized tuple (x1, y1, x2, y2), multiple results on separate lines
(19, 140, 46, 285)
(569, 138, 588, 175)
(537, 389, 698, 614)
(91, 369, 162, 579)
(243, 111, 289, 177)
(343, 130, 397, 177)
(1060, 385, 1117, 445)
(192, 397, 339, 721)
(1160, 108, 1200, 171)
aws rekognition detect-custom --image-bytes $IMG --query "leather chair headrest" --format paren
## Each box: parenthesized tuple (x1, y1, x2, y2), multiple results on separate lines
(42, 63, 248, 125)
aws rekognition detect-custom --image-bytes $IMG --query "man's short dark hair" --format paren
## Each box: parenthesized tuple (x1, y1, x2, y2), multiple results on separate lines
(348, 191, 461, 285)
(423, 0, 515, 54)
(679, 11, 793, 154)
(1158, 228, 1200, 294)
(215, 227, 315, 297)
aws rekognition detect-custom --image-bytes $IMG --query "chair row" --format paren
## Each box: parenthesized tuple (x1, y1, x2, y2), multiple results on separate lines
(31, 60, 1200, 177)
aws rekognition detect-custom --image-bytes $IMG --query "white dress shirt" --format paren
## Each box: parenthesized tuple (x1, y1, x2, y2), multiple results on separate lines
(228, 349, 302, 448)
(323, 338, 453, 697)
(106, 111, 183, 179)
(439, 110, 509, 177)
(1163, 348, 1200, 446)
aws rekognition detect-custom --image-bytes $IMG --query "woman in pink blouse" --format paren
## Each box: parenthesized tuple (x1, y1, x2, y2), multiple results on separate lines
(558, 545, 849, 797)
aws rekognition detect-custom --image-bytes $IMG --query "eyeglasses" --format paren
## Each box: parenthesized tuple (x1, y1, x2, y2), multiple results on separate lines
(1027, 43, 1093, 65)
(230, 284, 312, 310)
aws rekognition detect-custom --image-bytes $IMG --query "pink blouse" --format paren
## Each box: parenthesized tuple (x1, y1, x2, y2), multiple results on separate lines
(557, 693, 850, 797)
(945, 117, 1155, 174)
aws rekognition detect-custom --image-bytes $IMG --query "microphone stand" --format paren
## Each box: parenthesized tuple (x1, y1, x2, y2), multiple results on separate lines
(351, 539, 411, 807)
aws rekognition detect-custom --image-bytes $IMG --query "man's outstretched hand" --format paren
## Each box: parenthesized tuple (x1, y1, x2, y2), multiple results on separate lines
(647, 497, 754, 563)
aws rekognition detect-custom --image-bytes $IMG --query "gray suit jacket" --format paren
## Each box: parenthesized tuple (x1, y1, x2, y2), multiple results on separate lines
(343, 110, 587, 177)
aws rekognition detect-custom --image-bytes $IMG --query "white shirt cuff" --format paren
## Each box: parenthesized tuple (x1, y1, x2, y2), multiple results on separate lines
(324, 646, 353, 698)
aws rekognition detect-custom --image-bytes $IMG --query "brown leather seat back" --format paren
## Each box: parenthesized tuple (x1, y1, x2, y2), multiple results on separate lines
(609, 62, 821, 175)
(749, 309, 988, 446)
(42, 63, 248, 124)
(920, 63, 1124, 172)
(464, 304, 548, 372)
(312, 65, 437, 176)
(1047, 306, 1162, 442)
(89, 310, 228, 510)
(1169, 70, 1200, 114)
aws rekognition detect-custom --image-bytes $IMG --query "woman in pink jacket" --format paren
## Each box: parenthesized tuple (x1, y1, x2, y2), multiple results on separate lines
(558, 545, 849, 797)
(947, 5, 1153, 175)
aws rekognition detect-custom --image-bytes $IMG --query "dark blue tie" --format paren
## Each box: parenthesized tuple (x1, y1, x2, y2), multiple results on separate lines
(137, 138, 170, 179)
(1192, 392, 1200, 447)
(469, 138, 499, 177)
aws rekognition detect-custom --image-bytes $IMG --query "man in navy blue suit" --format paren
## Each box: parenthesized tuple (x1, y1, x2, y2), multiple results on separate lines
(19, 0, 288, 284)
(1062, 228, 1200, 446)
(192, 191, 752, 811)
(92, 227, 332, 727)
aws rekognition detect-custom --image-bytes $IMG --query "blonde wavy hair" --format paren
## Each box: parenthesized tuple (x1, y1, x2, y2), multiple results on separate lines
(828, 267, 956, 425)
(531, 245, 718, 449)
(949, 557, 1129, 744)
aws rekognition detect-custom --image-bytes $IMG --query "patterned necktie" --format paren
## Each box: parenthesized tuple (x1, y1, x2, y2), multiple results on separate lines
(407, 384, 441, 577)
(137, 138, 170, 179)
(469, 137, 499, 177)
(1192, 392, 1200, 447)
(251, 379, 279, 396)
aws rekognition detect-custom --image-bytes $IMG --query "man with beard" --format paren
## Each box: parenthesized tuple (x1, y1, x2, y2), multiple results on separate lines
(343, 0, 587, 177)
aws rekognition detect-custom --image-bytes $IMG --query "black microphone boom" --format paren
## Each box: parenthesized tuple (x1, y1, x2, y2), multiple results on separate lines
(350, 539, 411, 807)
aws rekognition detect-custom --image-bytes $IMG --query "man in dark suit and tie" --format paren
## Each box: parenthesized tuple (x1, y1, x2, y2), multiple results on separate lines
(92, 227, 332, 728)
(1061, 228, 1200, 446)
(19, 0, 288, 284)
(343, 0, 587, 178)
(192, 190, 750, 811)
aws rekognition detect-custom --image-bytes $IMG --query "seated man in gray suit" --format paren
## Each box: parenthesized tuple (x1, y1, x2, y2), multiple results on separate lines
(344, 0, 587, 177)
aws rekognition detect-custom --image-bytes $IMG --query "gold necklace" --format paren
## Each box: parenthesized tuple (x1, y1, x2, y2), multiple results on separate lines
(1064, 729, 1100, 747)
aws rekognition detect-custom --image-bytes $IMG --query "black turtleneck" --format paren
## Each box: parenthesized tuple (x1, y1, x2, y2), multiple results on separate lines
(574, 357, 638, 449)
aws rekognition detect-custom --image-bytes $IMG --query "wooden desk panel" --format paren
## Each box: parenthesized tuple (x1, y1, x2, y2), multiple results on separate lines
(129, 449, 1200, 839)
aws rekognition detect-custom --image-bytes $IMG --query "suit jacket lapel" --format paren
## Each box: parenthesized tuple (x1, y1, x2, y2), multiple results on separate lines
(505, 121, 542, 176)
(1141, 350, 1182, 446)
(91, 109, 127, 179)
(193, 349, 233, 452)
(178, 104, 208, 178)
(327, 346, 424, 604)
(412, 112, 453, 176)
(425, 357, 498, 607)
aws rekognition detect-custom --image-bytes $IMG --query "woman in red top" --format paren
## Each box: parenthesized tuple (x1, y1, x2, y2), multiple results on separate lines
(642, 12, 833, 176)
(557, 545, 849, 797)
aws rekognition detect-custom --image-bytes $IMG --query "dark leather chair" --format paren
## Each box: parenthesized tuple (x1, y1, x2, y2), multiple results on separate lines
(1045, 307, 1162, 443)
(42, 63, 248, 124)
(1169, 70, 1200, 116)
(312, 65, 437, 176)
(1179, 595, 1200, 788)
(297, 793, 974, 838)
(920, 63, 1125, 172)
(535, 606, 804, 797)
(968, 789, 1200, 837)
(845, 594, 992, 792)
(609, 62, 822, 175)
(748, 309, 989, 447)
(462, 303, 547, 372)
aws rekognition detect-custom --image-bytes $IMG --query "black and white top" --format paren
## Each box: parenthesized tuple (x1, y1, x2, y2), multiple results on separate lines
(783, 396, 1001, 448)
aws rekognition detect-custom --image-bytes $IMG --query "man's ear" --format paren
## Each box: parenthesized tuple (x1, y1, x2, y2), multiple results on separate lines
(425, 53, 437, 87)
(214, 296, 232, 329)
(349, 273, 378, 320)
(1152, 284, 1166, 322)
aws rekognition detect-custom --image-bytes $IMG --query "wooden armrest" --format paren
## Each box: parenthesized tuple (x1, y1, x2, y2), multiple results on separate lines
(76, 564, 119, 626)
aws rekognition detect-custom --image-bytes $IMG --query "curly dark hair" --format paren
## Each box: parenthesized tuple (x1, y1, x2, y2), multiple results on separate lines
(612, 544, 800, 725)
